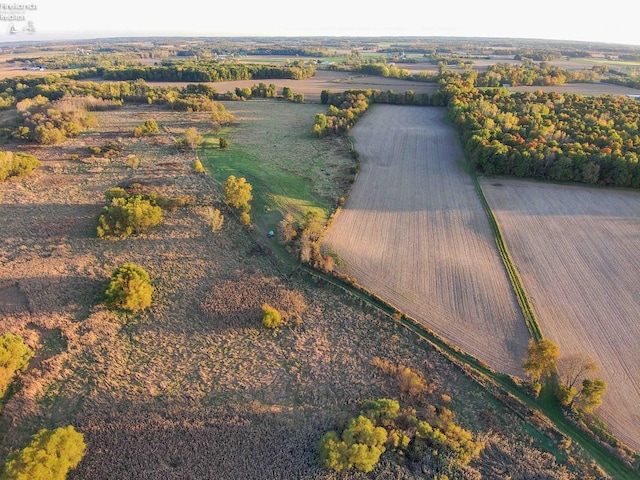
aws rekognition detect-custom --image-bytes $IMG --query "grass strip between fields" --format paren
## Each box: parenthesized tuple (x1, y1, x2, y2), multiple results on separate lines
(470, 174, 543, 343)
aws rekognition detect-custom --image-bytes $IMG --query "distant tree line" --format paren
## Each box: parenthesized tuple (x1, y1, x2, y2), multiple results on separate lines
(0, 76, 296, 143)
(235, 46, 328, 57)
(101, 60, 315, 82)
(8, 53, 138, 70)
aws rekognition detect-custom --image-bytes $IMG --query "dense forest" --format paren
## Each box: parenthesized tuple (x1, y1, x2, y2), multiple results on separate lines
(448, 87, 640, 187)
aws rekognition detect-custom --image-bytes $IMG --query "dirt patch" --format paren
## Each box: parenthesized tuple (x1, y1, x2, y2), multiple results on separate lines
(200, 272, 307, 330)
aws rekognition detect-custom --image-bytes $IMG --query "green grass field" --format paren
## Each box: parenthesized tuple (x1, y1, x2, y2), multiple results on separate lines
(199, 100, 354, 258)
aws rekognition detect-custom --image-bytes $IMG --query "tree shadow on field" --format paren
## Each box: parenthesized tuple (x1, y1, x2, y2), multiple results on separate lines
(70, 401, 335, 480)
(0, 203, 102, 242)
(1, 274, 105, 320)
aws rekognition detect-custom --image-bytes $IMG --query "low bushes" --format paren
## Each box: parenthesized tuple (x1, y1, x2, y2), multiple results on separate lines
(261, 303, 282, 329)
(1, 425, 86, 479)
(97, 194, 163, 239)
(318, 397, 484, 474)
(0, 151, 40, 182)
(0, 333, 34, 398)
(132, 119, 159, 137)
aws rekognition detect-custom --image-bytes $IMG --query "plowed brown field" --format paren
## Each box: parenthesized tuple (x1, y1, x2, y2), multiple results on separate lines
(322, 105, 530, 376)
(480, 179, 640, 452)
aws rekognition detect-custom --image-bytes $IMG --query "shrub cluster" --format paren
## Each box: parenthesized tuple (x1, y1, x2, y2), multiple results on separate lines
(319, 398, 484, 474)
(12, 95, 97, 145)
(133, 119, 159, 137)
(0, 151, 40, 182)
(278, 211, 334, 272)
(104, 263, 154, 313)
(0, 333, 34, 398)
(97, 193, 163, 239)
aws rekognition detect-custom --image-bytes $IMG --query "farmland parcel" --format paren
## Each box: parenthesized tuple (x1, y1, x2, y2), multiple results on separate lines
(480, 179, 640, 452)
(322, 105, 531, 377)
(0, 102, 604, 478)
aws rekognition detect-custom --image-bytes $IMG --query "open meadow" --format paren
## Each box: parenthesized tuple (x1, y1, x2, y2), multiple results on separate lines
(480, 179, 640, 453)
(321, 105, 531, 377)
(0, 100, 611, 478)
(201, 99, 355, 242)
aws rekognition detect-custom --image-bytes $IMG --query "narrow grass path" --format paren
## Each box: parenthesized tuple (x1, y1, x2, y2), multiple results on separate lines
(470, 173, 543, 342)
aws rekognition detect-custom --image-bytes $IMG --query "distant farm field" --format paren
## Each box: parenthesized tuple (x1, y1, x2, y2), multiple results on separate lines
(145, 69, 438, 103)
(322, 105, 531, 376)
(480, 179, 640, 452)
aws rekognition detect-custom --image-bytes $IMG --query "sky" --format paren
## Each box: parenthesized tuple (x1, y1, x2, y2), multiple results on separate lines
(1, 1, 639, 47)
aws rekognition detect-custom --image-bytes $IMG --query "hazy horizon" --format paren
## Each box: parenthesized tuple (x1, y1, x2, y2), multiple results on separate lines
(1, 0, 639, 48)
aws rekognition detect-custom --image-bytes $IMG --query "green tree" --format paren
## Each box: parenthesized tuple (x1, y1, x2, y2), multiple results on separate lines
(97, 195, 163, 239)
(523, 338, 559, 383)
(223, 175, 252, 213)
(0, 333, 35, 398)
(576, 378, 607, 412)
(360, 398, 400, 425)
(133, 119, 159, 137)
(318, 415, 387, 473)
(282, 86, 293, 100)
(104, 187, 128, 201)
(261, 303, 282, 329)
(313, 113, 327, 137)
(104, 263, 154, 312)
(1, 426, 86, 480)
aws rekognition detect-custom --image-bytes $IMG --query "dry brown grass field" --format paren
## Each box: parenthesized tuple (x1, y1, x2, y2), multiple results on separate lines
(322, 105, 531, 377)
(0, 101, 603, 478)
(480, 179, 640, 453)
